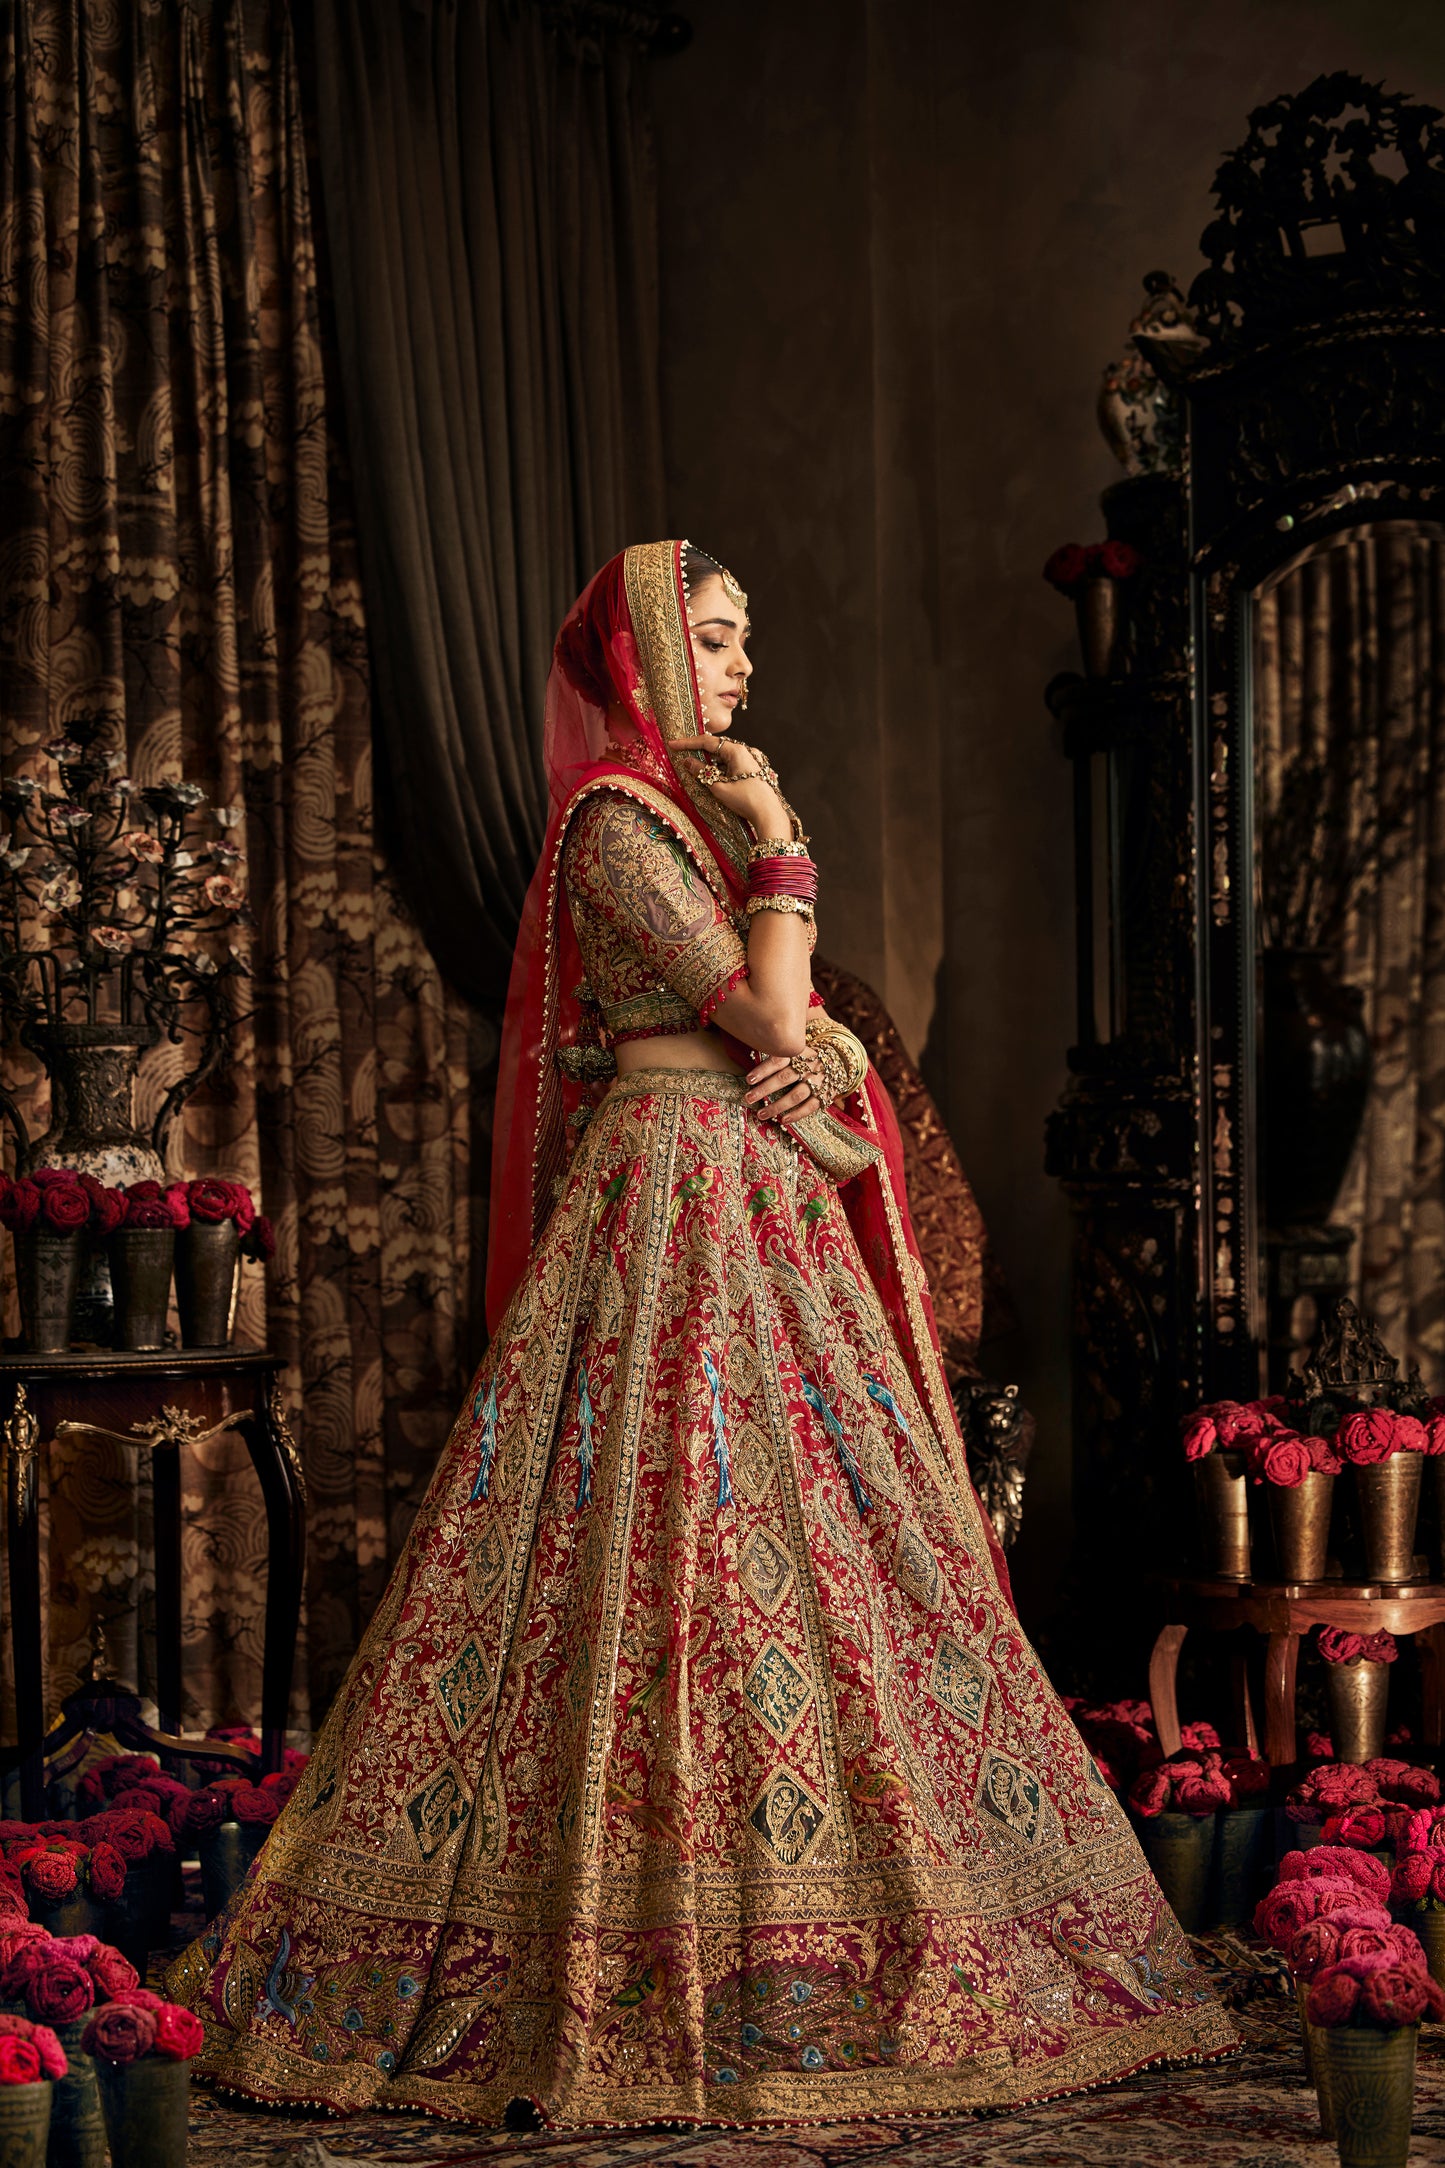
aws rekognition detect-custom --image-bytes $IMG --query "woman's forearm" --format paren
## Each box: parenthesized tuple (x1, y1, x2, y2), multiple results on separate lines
(712, 907, 812, 1054)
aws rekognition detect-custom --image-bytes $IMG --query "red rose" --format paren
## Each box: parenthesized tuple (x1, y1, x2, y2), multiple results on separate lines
(225, 1183, 256, 1234)
(1181, 1414, 1217, 1461)
(1307, 1966, 1362, 2026)
(86, 1186, 127, 1236)
(50, 1936, 98, 1963)
(1307, 1434, 1344, 1474)
(1391, 1854, 1434, 1904)
(1129, 1767, 1174, 1818)
(81, 2003, 156, 2064)
(1393, 1414, 1428, 1454)
(1340, 1409, 1399, 1464)
(1363, 1630, 1399, 1664)
(22, 1955, 95, 2024)
(1329, 1806, 1387, 1849)
(1360, 1964, 1430, 2027)
(229, 1786, 280, 1827)
(1255, 1880, 1339, 1948)
(177, 1791, 228, 1837)
(1429, 1857, 1445, 1905)
(1373, 1763, 1440, 1806)
(1222, 1755, 1270, 1800)
(1175, 1770, 1232, 1815)
(1339, 1925, 1398, 1970)
(1318, 1628, 1367, 1666)
(1092, 539, 1141, 581)
(1425, 1417, 1445, 1457)
(109, 1990, 165, 2011)
(259, 1768, 300, 1800)
(28, 1169, 80, 1189)
(151, 2004, 204, 2060)
(1287, 1918, 1342, 1978)
(0, 1181, 40, 1232)
(120, 1196, 178, 1230)
(1180, 1721, 1221, 1752)
(187, 1178, 236, 1225)
(0, 2036, 41, 2085)
(1256, 1432, 1312, 1487)
(24, 1852, 77, 1901)
(40, 1182, 90, 1233)
(164, 1184, 191, 1229)
(3, 2020, 66, 2081)
(86, 1945, 138, 1999)
(244, 1215, 276, 1263)
(86, 1844, 125, 1903)
(127, 1182, 163, 1202)
(1280, 1846, 1392, 1902)
(1231, 1400, 1287, 1442)
(1043, 544, 1089, 594)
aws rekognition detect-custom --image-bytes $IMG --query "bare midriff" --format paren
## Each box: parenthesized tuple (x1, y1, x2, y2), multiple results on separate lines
(614, 1028, 746, 1077)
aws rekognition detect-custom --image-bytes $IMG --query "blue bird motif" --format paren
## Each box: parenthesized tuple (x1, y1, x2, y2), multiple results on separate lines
(262, 1930, 315, 2028)
(468, 1377, 499, 1503)
(576, 1359, 595, 1509)
(703, 1350, 731, 1508)
(864, 1372, 912, 1443)
(801, 1375, 870, 1516)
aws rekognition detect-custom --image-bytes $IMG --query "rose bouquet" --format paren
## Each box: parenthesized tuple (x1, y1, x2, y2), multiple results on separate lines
(6, 1835, 128, 1909)
(0, 2010, 66, 2082)
(1042, 540, 1142, 595)
(114, 1182, 188, 1232)
(0, 1171, 125, 1239)
(1305, 1943, 1445, 2027)
(81, 1989, 203, 2067)
(1128, 1749, 1269, 1819)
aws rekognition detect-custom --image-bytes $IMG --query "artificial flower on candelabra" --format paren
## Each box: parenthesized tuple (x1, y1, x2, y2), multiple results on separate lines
(0, 734, 251, 1189)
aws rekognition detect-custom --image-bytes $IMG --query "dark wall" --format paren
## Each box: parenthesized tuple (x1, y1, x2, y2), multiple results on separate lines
(655, 0, 1445, 1629)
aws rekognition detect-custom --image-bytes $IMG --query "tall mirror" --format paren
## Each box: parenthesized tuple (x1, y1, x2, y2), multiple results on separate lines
(1253, 524, 1445, 1389)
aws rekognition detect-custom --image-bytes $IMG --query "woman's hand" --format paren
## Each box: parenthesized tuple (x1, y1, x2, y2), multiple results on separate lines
(672, 733, 791, 836)
(745, 1050, 824, 1124)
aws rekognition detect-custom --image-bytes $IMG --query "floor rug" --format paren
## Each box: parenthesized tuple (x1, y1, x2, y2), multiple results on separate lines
(174, 1936, 1445, 2165)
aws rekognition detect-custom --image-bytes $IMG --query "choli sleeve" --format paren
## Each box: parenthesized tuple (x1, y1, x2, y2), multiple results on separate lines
(565, 794, 749, 1023)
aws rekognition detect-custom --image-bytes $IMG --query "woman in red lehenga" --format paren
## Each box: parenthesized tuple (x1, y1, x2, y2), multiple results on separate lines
(170, 541, 1238, 2125)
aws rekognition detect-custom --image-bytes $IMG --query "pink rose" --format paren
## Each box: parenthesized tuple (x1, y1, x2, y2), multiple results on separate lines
(1280, 1847, 1392, 1902)
(22, 1955, 95, 2024)
(1394, 1415, 1428, 1454)
(1307, 1966, 1362, 2025)
(1338, 1926, 1398, 1970)
(1340, 1409, 1399, 1464)
(1175, 1770, 1232, 1815)
(1182, 1414, 1217, 1461)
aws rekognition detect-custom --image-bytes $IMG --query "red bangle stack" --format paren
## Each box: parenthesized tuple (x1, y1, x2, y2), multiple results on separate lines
(747, 854, 819, 903)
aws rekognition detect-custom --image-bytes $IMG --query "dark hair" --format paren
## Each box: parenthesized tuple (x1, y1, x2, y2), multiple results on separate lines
(683, 545, 723, 594)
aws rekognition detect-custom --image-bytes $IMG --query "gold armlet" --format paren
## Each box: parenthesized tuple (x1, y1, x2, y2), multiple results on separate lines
(745, 894, 815, 922)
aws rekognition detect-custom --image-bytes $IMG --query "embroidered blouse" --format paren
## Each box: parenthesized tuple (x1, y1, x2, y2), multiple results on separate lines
(564, 793, 752, 1044)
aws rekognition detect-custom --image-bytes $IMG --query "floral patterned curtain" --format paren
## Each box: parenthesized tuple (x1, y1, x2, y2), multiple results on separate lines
(0, 0, 482, 1741)
(1255, 525, 1445, 1387)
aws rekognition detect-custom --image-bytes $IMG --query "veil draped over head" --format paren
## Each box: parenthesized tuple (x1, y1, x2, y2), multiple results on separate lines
(487, 540, 1013, 1599)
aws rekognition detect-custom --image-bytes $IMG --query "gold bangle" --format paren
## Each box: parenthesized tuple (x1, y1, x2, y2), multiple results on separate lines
(745, 893, 815, 922)
(748, 836, 812, 863)
(805, 1016, 868, 1097)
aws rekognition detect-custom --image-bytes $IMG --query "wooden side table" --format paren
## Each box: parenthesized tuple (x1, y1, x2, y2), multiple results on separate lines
(0, 1350, 305, 1815)
(1150, 1576, 1445, 1768)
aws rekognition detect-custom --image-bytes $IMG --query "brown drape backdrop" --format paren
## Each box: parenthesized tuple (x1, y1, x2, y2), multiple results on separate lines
(310, 0, 667, 1004)
(0, 0, 484, 1739)
(1256, 526, 1445, 1388)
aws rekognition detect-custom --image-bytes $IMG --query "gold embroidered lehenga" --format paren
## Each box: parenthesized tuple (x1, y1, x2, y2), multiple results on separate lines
(169, 542, 1238, 2126)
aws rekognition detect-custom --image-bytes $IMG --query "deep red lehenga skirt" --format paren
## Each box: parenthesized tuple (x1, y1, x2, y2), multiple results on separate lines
(168, 1070, 1238, 2126)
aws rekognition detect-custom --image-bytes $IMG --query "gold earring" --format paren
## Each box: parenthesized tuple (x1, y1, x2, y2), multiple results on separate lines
(739, 681, 749, 710)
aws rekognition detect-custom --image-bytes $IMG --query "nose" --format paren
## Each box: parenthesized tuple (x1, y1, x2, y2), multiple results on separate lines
(736, 650, 753, 678)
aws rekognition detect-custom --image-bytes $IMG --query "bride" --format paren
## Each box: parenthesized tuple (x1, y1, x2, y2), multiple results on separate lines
(171, 541, 1238, 2126)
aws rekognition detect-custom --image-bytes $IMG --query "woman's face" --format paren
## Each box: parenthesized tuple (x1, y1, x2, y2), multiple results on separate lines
(688, 574, 752, 732)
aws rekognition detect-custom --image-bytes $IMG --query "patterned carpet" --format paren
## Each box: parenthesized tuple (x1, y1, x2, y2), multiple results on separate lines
(178, 1943, 1445, 2166)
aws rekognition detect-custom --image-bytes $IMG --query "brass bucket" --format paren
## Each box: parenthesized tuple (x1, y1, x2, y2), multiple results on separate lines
(1296, 1979, 1335, 2138)
(1414, 1904, 1445, 1989)
(1354, 1454, 1423, 1583)
(1316, 2023, 1417, 2168)
(1324, 1656, 1392, 1765)
(1194, 1449, 1251, 1579)
(1269, 1468, 1335, 1582)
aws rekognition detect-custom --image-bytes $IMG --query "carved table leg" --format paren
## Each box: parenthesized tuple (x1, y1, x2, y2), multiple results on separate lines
(151, 1438, 183, 1737)
(3, 1386, 43, 1817)
(1263, 1631, 1300, 1768)
(1421, 1625, 1445, 1751)
(1230, 1638, 1260, 1759)
(1148, 1623, 1187, 1757)
(241, 1378, 305, 1776)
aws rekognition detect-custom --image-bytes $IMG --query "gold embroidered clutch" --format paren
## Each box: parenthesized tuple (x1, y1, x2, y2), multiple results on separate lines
(787, 1108, 882, 1185)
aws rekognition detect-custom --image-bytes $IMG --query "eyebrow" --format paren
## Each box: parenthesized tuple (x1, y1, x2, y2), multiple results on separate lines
(693, 615, 751, 633)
